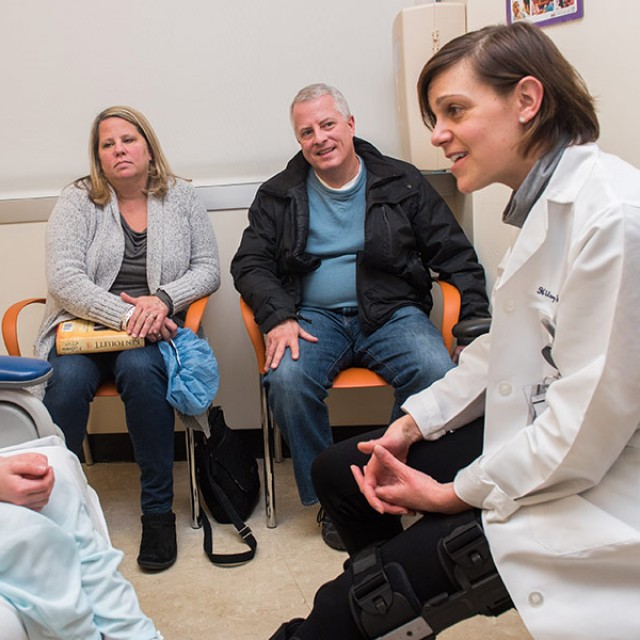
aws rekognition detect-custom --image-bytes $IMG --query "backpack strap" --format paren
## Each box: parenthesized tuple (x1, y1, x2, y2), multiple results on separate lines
(199, 462, 257, 565)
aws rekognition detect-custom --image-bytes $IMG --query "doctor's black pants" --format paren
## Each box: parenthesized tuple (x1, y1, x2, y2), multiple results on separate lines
(283, 417, 509, 639)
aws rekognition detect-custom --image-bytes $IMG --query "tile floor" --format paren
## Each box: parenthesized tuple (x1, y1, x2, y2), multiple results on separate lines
(84, 459, 532, 639)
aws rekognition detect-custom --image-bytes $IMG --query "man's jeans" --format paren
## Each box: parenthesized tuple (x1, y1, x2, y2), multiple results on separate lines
(43, 344, 175, 514)
(262, 305, 455, 505)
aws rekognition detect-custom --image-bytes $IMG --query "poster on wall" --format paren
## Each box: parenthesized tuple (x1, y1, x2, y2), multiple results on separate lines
(507, 0, 583, 27)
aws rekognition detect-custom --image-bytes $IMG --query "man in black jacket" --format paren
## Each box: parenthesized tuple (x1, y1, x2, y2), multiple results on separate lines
(231, 84, 489, 549)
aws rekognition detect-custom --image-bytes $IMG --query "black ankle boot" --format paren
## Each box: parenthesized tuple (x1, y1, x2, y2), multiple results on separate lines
(137, 511, 177, 571)
(269, 618, 305, 639)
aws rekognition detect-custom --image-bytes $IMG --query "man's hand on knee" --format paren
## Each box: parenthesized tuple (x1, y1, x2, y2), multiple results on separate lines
(265, 319, 318, 371)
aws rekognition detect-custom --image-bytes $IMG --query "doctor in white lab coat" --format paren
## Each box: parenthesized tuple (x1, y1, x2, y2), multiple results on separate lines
(270, 21, 640, 640)
(402, 141, 640, 639)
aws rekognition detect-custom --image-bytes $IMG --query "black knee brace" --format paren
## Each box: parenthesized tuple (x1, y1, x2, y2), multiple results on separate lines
(349, 520, 512, 639)
(349, 544, 428, 639)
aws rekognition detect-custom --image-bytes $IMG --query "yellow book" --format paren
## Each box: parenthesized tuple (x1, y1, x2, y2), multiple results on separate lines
(56, 319, 145, 355)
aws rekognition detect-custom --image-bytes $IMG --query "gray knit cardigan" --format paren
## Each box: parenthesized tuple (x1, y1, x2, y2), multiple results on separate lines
(33, 179, 220, 385)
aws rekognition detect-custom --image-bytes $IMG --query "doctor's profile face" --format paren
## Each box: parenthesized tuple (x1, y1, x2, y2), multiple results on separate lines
(428, 61, 531, 194)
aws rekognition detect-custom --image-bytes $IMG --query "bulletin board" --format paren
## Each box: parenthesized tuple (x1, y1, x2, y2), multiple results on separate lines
(507, 0, 584, 27)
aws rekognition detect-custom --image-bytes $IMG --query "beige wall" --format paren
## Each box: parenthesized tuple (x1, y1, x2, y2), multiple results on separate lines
(0, 1, 415, 199)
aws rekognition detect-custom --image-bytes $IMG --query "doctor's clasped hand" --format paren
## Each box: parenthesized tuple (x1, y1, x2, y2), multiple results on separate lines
(351, 415, 470, 517)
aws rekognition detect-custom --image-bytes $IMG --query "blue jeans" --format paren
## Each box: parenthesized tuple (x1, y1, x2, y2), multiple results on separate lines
(263, 305, 455, 505)
(43, 344, 175, 514)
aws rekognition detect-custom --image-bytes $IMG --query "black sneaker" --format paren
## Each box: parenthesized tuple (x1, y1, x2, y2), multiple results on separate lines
(317, 507, 346, 551)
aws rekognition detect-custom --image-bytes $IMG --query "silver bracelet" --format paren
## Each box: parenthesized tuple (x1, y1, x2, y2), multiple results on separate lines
(121, 306, 135, 331)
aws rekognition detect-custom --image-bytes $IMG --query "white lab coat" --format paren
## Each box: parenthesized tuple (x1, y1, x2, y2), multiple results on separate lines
(403, 144, 640, 640)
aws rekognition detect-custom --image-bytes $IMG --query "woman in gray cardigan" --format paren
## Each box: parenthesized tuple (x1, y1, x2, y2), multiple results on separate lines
(35, 105, 220, 572)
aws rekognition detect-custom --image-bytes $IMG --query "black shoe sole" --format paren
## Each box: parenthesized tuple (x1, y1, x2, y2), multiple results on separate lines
(137, 555, 177, 572)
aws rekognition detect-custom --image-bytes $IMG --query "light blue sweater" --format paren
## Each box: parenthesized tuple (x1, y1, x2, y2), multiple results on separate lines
(302, 165, 366, 308)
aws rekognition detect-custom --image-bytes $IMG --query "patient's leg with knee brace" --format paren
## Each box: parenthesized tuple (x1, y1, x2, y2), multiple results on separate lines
(349, 520, 512, 640)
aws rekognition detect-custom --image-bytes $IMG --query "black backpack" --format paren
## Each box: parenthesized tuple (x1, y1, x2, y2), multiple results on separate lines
(193, 406, 260, 564)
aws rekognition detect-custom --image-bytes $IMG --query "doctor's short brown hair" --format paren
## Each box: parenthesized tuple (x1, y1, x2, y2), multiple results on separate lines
(417, 21, 599, 158)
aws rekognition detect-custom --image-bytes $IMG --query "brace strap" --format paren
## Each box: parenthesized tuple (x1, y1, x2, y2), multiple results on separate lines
(422, 520, 513, 634)
(350, 546, 432, 639)
(350, 546, 394, 616)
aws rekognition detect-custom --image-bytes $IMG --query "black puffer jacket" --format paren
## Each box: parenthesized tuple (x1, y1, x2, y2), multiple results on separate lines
(231, 138, 489, 335)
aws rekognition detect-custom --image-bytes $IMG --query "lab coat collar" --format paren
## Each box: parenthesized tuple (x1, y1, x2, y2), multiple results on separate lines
(496, 144, 597, 288)
(540, 143, 598, 204)
(502, 136, 569, 229)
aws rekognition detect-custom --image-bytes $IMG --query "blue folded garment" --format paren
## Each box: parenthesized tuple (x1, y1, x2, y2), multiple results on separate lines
(158, 328, 219, 416)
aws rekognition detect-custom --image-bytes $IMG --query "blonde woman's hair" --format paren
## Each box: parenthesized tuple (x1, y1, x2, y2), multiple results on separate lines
(77, 105, 176, 205)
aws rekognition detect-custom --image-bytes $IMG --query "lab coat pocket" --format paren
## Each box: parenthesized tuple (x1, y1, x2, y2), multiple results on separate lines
(529, 494, 640, 556)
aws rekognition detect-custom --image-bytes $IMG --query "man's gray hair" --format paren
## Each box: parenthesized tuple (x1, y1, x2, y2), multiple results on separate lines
(290, 83, 351, 127)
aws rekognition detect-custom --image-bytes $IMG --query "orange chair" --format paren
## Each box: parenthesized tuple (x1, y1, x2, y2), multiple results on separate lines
(1, 296, 209, 528)
(239, 281, 461, 527)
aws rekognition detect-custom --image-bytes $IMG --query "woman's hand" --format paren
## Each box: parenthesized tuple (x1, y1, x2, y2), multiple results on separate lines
(120, 292, 172, 339)
(351, 413, 471, 516)
(0, 453, 55, 511)
(356, 413, 423, 463)
(145, 317, 178, 343)
(451, 344, 465, 364)
(351, 414, 423, 515)
(352, 446, 470, 516)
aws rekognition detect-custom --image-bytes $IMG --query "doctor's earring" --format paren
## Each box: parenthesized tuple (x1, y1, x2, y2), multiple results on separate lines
(519, 116, 528, 125)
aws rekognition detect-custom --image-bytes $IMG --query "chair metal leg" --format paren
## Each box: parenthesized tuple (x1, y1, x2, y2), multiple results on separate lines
(274, 424, 284, 463)
(185, 428, 201, 529)
(82, 435, 94, 466)
(260, 385, 277, 528)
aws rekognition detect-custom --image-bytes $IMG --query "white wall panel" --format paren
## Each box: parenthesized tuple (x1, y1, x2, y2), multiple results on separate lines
(1, 0, 418, 202)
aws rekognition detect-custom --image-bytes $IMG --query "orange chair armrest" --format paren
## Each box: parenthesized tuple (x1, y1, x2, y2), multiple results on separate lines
(434, 281, 461, 353)
(239, 297, 267, 372)
(184, 296, 209, 333)
(2, 298, 46, 356)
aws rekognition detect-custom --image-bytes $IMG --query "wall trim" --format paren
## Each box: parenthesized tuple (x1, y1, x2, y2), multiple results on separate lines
(0, 173, 453, 225)
(0, 181, 263, 224)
